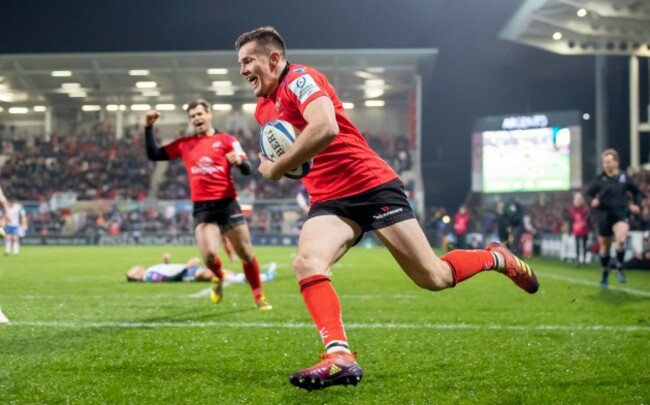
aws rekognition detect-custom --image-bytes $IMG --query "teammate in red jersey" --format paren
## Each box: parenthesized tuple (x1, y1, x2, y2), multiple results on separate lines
(236, 26, 538, 390)
(569, 192, 590, 266)
(145, 99, 271, 311)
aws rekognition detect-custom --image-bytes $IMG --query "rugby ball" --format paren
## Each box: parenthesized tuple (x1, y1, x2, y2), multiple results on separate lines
(260, 120, 313, 179)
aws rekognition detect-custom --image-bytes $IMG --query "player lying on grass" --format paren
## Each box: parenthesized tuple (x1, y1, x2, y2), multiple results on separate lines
(126, 252, 277, 284)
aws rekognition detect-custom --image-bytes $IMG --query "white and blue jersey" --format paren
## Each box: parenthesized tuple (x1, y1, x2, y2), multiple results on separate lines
(143, 264, 201, 282)
(5, 204, 25, 236)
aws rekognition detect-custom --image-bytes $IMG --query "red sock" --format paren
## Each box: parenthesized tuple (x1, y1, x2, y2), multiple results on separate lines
(299, 275, 349, 352)
(243, 258, 263, 300)
(442, 249, 496, 286)
(208, 257, 224, 280)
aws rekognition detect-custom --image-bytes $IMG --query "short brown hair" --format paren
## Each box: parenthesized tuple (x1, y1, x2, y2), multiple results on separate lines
(235, 26, 286, 57)
(601, 148, 619, 162)
(186, 99, 211, 114)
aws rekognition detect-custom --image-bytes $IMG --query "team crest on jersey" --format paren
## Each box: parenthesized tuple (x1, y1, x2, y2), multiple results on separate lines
(619, 174, 626, 183)
(289, 74, 320, 104)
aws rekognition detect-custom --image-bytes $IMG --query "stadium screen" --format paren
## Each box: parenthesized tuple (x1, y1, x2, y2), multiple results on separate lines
(471, 111, 582, 193)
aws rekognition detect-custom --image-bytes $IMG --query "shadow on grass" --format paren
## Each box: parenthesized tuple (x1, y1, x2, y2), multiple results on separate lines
(594, 287, 650, 305)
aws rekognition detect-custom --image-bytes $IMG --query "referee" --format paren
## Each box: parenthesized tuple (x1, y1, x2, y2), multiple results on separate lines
(585, 149, 644, 287)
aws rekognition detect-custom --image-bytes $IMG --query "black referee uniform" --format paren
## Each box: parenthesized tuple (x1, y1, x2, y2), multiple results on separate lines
(585, 170, 643, 276)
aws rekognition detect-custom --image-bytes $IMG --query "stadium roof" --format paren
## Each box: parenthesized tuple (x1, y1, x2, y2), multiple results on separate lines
(500, 0, 650, 56)
(0, 49, 436, 115)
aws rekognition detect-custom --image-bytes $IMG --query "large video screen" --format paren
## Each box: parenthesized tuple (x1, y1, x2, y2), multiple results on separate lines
(471, 112, 582, 193)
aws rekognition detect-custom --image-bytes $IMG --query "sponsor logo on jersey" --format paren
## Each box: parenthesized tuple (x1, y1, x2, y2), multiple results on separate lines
(288, 74, 320, 104)
(191, 156, 224, 174)
(372, 207, 404, 220)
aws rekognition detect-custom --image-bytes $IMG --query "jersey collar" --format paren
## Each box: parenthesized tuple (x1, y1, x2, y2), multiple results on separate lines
(266, 62, 291, 101)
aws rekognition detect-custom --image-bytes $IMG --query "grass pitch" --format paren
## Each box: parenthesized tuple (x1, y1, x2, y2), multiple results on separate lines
(1, 246, 649, 404)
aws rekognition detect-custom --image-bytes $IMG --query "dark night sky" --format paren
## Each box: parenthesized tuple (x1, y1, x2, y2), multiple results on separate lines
(0, 0, 641, 209)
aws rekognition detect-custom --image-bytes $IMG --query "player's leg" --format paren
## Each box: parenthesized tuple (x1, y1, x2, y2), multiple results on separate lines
(612, 221, 629, 283)
(373, 219, 453, 290)
(222, 234, 235, 263)
(224, 224, 270, 309)
(195, 223, 224, 303)
(289, 215, 364, 390)
(375, 218, 538, 293)
(579, 235, 588, 265)
(4, 226, 15, 256)
(597, 234, 612, 287)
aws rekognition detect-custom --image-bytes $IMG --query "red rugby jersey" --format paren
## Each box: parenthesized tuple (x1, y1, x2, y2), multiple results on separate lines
(255, 64, 397, 204)
(569, 205, 589, 236)
(164, 133, 247, 202)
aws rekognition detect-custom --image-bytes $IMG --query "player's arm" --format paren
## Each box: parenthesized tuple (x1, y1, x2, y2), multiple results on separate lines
(262, 96, 338, 180)
(627, 177, 644, 214)
(584, 178, 601, 208)
(144, 110, 170, 161)
(0, 186, 7, 211)
(225, 140, 252, 175)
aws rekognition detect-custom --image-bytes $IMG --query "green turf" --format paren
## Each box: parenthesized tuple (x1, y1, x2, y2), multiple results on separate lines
(1, 246, 649, 404)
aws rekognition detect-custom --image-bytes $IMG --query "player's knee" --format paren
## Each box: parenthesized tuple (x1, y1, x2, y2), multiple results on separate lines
(236, 245, 254, 262)
(204, 251, 219, 266)
(292, 253, 323, 279)
(414, 274, 449, 291)
(410, 263, 452, 291)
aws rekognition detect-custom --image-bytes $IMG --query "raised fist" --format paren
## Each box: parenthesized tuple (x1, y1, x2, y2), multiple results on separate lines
(146, 110, 161, 126)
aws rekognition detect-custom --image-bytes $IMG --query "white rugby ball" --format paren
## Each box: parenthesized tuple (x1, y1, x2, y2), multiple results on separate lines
(260, 119, 313, 179)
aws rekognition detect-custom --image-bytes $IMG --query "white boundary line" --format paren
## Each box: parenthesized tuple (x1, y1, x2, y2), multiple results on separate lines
(5, 320, 649, 332)
(536, 271, 650, 297)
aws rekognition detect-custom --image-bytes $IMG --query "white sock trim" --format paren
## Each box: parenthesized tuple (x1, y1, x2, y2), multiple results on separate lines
(492, 252, 505, 270)
(326, 340, 351, 355)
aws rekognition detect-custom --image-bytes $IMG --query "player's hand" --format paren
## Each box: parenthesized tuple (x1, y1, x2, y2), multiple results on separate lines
(590, 198, 600, 208)
(225, 151, 242, 166)
(630, 204, 640, 215)
(258, 153, 282, 181)
(145, 110, 160, 126)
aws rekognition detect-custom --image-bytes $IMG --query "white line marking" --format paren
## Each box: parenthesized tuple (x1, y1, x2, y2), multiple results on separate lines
(5, 321, 649, 332)
(536, 271, 650, 297)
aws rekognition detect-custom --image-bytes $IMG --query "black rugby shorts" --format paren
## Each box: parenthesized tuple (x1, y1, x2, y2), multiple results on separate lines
(193, 198, 246, 233)
(307, 178, 416, 244)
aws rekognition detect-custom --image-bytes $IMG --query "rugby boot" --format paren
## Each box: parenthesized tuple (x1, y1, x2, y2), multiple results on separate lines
(289, 351, 363, 391)
(255, 295, 273, 311)
(210, 277, 224, 304)
(487, 241, 539, 293)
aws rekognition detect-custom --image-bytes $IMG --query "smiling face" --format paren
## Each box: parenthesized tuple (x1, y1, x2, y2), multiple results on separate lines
(238, 41, 281, 98)
(187, 104, 213, 135)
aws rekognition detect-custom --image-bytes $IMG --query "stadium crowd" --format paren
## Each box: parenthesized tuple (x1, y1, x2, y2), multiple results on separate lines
(0, 123, 414, 238)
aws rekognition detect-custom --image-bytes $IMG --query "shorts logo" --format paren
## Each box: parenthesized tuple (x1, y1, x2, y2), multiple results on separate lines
(373, 207, 403, 220)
